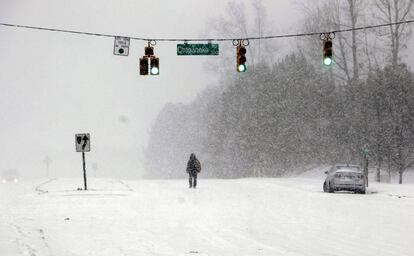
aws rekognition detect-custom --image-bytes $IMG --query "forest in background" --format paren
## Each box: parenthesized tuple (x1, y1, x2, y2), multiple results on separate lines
(145, 0, 414, 183)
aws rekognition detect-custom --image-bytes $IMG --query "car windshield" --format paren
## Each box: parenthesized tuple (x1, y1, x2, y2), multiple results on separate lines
(336, 165, 361, 171)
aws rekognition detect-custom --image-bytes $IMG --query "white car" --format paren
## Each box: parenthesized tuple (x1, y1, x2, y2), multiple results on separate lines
(323, 164, 365, 194)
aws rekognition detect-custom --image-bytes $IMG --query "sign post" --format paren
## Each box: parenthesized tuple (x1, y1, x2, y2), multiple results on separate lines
(362, 146, 369, 187)
(75, 133, 90, 190)
(82, 151, 87, 190)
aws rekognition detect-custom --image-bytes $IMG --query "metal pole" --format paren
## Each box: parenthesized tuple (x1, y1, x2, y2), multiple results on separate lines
(364, 155, 369, 188)
(82, 152, 87, 190)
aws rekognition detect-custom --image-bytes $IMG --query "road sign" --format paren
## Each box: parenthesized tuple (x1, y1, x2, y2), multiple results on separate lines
(113, 37, 130, 56)
(177, 43, 219, 56)
(75, 133, 90, 152)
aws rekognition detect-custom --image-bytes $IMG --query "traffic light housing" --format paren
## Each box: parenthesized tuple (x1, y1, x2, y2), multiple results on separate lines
(145, 46, 154, 57)
(323, 40, 333, 66)
(150, 57, 160, 75)
(140, 57, 149, 75)
(237, 45, 247, 72)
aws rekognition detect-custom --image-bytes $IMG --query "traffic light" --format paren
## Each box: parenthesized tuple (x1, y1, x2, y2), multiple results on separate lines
(145, 46, 154, 57)
(150, 57, 160, 75)
(323, 40, 333, 66)
(237, 45, 247, 72)
(140, 57, 149, 75)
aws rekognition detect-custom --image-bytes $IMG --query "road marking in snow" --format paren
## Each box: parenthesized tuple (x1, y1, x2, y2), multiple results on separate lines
(117, 180, 134, 192)
(34, 179, 56, 194)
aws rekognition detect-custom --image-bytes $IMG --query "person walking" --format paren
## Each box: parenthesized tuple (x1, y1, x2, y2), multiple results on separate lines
(186, 153, 201, 188)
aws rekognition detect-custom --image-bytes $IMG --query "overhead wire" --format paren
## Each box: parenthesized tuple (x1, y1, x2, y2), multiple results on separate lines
(0, 19, 414, 42)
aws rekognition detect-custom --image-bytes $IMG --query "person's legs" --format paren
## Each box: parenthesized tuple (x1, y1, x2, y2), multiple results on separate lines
(193, 173, 197, 188)
(189, 174, 192, 188)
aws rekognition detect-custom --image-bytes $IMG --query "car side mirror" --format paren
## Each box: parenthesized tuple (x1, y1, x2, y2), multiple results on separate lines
(324, 171, 329, 174)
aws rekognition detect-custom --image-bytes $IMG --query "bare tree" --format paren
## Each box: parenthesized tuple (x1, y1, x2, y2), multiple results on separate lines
(373, 0, 414, 65)
(299, 0, 366, 85)
(202, 0, 278, 74)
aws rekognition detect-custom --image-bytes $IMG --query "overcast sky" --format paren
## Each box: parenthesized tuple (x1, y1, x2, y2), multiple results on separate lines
(0, 0, 301, 179)
(1, 0, 413, 179)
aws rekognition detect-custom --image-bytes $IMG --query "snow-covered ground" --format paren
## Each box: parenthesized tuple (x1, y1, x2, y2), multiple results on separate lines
(1, 170, 414, 256)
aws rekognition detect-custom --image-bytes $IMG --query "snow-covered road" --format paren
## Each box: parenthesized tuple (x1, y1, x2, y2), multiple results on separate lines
(1, 175, 414, 256)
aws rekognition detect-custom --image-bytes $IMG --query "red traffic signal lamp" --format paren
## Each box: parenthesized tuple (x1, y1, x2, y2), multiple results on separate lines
(237, 45, 247, 72)
(140, 57, 149, 75)
(323, 40, 333, 66)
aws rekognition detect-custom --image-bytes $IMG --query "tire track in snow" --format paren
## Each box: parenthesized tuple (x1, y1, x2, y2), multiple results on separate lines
(11, 224, 54, 256)
(12, 224, 38, 256)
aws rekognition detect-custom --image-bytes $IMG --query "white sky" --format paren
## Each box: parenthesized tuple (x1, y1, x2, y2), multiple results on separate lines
(0, 0, 299, 178)
(0, 0, 413, 179)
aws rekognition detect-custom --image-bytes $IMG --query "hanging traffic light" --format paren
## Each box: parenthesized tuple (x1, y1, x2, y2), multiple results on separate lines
(237, 45, 247, 72)
(140, 57, 149, 75)
(145, 46, 154, 57)
(323, 40, 333, 66)
(140, 41, 160, 76)
(150, 57, 160, 75)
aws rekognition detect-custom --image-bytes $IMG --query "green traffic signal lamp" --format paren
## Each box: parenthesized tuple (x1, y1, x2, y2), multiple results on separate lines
(323, 57, 333, 66)
(238, 64, 246, 72)
(151, 66, 159, 75)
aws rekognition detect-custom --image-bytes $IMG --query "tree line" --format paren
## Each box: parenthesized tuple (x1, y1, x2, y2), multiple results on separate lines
(145, 0, 414, 183)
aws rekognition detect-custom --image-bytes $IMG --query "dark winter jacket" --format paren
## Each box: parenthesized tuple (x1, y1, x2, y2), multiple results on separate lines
(186, 154, 201, 175)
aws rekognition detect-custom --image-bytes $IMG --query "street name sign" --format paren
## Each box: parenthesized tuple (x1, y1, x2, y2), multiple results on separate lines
(177, 43, 219, 56)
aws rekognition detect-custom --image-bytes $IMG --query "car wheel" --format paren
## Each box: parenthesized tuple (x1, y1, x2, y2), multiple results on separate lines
(328, 182, 334, 193)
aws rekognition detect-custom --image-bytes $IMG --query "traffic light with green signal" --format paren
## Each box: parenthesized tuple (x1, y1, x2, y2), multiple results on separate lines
(323, 40, 333, 67)
(150, 57, 160, 75)
(237, 45, 247, 72)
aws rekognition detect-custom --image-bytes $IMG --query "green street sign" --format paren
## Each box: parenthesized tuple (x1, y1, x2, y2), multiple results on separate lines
(177, 43, 219, 56)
